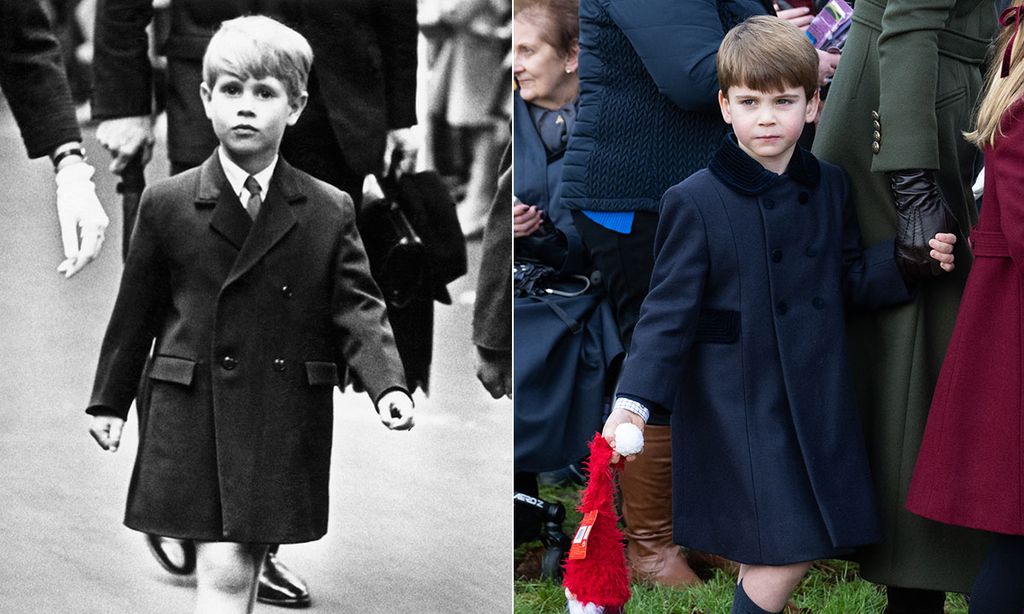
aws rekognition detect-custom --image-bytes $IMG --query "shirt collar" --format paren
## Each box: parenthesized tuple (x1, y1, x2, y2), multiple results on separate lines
(217, 147, 278, 203)
(708, 133, 820, 196)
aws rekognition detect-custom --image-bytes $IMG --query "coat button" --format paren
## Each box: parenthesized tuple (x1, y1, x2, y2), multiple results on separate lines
(273, 358, 286, 372)
(806, 246, 818, 257)
(812, 297, 825, 309)
(763, 198, 776, 210)
(771, 249, 783, 262)
(871, 141, 880, 154)
(873, 120, 881, 131)
(872, 110, 880, 120)
(872, 130, 881, 142)
(798, 192, 809, 204)
(776, 301, 788, 315)
(221, 356, 237, 370)
(281, 285, 293, 298)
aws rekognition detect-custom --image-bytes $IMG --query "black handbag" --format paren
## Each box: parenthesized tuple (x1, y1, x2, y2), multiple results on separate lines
(361, 152, 468, 308)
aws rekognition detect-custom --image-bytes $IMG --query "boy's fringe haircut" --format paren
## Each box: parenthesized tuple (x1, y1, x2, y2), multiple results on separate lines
(202, 15, 313, 103)
(967, 2, 1024, 147)
(718, 16, 819, 100)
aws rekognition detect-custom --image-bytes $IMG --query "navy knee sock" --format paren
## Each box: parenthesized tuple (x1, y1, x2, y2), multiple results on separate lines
(731, 581, 780, 614)
(968, 534, 1024, 613)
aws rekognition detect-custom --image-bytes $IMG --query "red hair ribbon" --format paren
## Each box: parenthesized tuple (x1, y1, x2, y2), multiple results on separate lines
(1001, 5, 1024, 78)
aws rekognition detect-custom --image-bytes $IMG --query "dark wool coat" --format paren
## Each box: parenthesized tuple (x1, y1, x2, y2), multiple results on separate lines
(813, 0, 995, 590)
(88, 154, 406, 544)
(512, 91, 587, 276)
(513, 93, 624, 472)
(907, 100, 1024, 536)
(0, 0, 81, 158)
(617, 136, 912, 564)
(92, 0, 434, 392)
(559, 0, 771, 214)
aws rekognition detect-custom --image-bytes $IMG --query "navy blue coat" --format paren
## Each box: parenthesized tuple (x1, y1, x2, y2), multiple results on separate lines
(513, 92, 623, 472)
(617, 136, 912, 564)
(512, 91, 588, 275)
(560, 0, 771, 214)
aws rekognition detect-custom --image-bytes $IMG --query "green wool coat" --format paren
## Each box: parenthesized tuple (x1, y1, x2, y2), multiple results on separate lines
(813, 0, 996, 592)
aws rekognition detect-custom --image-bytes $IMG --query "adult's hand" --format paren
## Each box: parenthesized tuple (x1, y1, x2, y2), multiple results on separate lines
(513, 203, 543, 237)
(890, 169, 960, 278)
(54, 162, 109, 278)
(96, 116, 155, 174)
(386, 127, 421, 175)
(777, 6, 813, 30)
(475, 347, 511, 399)
(817, 49, 841, 85)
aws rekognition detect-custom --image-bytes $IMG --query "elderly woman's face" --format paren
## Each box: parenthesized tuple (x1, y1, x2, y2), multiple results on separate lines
(513, 14, 578, 110)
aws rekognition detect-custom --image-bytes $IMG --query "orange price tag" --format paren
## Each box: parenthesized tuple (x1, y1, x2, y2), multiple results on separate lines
(568, 510, 599, 560)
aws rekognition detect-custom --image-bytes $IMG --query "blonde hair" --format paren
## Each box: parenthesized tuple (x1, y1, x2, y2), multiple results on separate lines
(967, 7, 1024, 147)
(202, 15, 313, 104)
(717, 16, 819, 100)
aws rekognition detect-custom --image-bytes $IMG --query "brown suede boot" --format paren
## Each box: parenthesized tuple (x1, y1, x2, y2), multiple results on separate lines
(619, 425, 701, 587)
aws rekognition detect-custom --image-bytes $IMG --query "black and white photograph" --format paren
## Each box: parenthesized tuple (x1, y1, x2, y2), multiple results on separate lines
(0, 1, 513, 612)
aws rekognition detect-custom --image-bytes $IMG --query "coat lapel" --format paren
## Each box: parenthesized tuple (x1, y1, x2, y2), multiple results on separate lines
(224, 158, 306, 286)
(199, 154, 253, 250)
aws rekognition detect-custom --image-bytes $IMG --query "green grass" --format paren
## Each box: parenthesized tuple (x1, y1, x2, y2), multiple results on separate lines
(515, 483, 971, 613)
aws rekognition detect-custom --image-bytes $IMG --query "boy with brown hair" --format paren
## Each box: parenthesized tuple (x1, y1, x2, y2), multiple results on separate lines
(601, 16, 956, 613)
(85, 16, 413, 614)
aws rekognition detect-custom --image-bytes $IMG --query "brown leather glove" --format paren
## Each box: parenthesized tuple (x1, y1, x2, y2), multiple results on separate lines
(890, 169, 960, 278)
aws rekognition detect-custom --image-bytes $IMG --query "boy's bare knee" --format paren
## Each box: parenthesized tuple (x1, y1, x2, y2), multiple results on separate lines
(196, 542, 260, 595)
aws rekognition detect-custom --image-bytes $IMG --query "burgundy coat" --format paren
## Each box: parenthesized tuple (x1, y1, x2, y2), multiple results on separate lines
(88, 154, 406, 543)
(907, 100, 1024, 535)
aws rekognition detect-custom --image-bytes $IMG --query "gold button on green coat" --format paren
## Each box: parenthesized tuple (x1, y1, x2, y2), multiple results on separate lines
(813, 0, 995, 593)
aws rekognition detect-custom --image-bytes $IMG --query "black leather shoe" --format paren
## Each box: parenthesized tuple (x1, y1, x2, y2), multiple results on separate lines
(257, 551, 311, 608)
(145, 534, 196, 576)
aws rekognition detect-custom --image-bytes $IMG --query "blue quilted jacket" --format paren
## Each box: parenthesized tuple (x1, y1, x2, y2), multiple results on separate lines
(560, 0, 773, 213)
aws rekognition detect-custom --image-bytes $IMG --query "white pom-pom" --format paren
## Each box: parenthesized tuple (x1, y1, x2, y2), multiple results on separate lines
(614, 422, 644, 456)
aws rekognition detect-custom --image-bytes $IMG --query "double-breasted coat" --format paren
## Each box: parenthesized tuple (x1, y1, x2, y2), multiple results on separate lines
(813, 0, 995, 590)
(88, 154, 406, 544)
(907, 100, 1024, 536)
(616, 136, 912, 564)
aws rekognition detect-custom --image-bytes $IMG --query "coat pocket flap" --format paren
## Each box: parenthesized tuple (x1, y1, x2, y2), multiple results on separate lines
(148, 355, 197, 386)
(305, 361, 339, 386)
(694, 309, 740, 344)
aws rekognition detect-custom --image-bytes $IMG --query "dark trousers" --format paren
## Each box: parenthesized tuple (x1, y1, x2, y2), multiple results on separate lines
(570, 209, 669, 424)
(884, 586, 946, 614)
(968, 534, 1024, 613)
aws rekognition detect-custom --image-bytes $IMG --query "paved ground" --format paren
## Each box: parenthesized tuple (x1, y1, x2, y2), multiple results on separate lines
(0, 107, 512, 613)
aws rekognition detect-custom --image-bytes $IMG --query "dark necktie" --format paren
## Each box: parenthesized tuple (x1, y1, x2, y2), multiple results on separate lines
(243, 175, 262, 221)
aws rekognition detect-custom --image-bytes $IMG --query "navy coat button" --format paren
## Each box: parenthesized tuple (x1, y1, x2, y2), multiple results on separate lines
(281, 285, 292, 298)
(764, 198, 776, 209)
(273, 358, 286, 372)
(776, 301, 788, 315)
(813, 297, 825, 309)
(798, 192, 809, 204)
(221, 356, 237, 370)
(771, 249, 783, 262)
(806, 246, 818, 257)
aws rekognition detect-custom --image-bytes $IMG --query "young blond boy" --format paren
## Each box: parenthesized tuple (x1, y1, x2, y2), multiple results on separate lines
(602, 16, 956, 613)
(86, 16, 413, 614)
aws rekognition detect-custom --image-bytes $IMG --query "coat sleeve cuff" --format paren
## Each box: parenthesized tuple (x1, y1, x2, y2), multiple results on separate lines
(86, 404, 128, 421)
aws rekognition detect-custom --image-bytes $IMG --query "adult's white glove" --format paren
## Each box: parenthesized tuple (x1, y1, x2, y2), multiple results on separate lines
(55, 162, 109, 278)
(385, 127, 421, 176)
